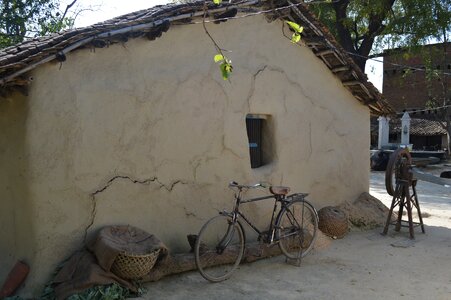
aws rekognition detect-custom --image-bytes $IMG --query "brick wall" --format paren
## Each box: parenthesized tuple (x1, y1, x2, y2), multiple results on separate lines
(383, 43, 451, 113)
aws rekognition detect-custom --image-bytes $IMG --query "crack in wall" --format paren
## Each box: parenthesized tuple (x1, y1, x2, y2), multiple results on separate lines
(247, 65, 268, 112)
(247, 65, 339, 164)
(308, 122, 313, 161)
(265, 65, 316, 107)
(325, 118, 335, 132)
(84, 194, 98, 244)
(222, 134, 242, 159)
(91, 175, 156, 197)
(248, 65, 325, 113)
(83, 175, 187, 243)
(208, 74, 230, 106)
(183, 206, 202, 221)
(192, 160, 201, 181)
(282, 94, 288, 113)
(334, 130, 347, 137)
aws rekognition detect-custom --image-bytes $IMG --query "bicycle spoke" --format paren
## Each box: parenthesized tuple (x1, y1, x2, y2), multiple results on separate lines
(199, 251, 218, 266)
(194, 215, 245, 282)
(277, 200, 318, 259)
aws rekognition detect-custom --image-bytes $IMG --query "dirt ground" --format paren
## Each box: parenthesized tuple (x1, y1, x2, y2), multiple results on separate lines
(139, 170, 451, 300)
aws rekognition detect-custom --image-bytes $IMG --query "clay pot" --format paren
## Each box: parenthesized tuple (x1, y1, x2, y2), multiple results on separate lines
(0, 261, 30, 298)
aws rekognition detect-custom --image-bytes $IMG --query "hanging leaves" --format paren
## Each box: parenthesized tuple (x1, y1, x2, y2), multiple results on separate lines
(214, 54, 224, 62)
(213, 0, 222, 5)
(214, 54, 233, 80)
(286, 21, 304, 44)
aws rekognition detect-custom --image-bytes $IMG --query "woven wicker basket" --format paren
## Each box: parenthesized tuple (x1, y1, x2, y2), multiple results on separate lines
(318, 206, 348, 239)
(111, 249, 160, 280)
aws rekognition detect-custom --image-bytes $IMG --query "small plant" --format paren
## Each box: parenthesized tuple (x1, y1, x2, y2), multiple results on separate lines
(66, 283, 141, 300)
(214, 54, 233, 80)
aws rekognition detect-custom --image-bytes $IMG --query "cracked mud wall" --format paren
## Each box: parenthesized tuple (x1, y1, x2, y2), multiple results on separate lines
(0, 15, 369, 296)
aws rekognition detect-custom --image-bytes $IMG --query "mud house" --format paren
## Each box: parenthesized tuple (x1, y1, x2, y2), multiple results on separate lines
(0, 0, 392, 296)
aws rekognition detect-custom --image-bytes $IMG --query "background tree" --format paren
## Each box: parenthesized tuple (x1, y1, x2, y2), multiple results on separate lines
(309, 0, 450, 71)
(0, 0, 79, 49)
(309, 0, 450, 153)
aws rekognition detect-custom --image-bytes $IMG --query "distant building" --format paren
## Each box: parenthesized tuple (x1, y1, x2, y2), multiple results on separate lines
(379, 43, 450, 151)
(390, 118, 447, 150)
(383, 42, 450, 113)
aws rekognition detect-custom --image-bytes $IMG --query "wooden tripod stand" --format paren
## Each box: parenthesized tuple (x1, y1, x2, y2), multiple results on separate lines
(382, 148, 425, 239)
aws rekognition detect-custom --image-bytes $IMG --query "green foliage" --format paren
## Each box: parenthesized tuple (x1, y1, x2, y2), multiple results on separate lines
(40, 16, 75, 36)
(4, 283, 145, 300)
(0, 0, 75, 48)
(213, 0, 222, 5)
(213, 53, 233, 80)
(66, 283, 142, 300)
(310, 0, 450, 68)
(5, 283, 145, 300)
(214, 54, 224, 62)
(286, 21, 304, 43)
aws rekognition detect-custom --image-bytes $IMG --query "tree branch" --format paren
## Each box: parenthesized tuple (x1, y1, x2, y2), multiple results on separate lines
(61, 0, 78, 21)
(354, 0, 396, 70)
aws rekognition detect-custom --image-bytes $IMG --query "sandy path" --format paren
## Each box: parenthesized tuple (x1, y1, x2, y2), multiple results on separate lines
(370, 170, 451, 228)
(140, 172, 451, 300)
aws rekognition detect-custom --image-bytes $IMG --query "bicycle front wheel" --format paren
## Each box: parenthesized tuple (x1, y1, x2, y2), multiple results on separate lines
(194, 214, 245, 282)
(276, 200, 318, 259)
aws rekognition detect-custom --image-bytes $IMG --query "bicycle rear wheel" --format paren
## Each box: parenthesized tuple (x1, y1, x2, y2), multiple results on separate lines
(194, 214, 245, 282)
(276, 200, 318, 259)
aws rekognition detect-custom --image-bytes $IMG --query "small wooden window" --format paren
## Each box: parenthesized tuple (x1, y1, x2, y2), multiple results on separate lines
(246, 114, 273, 169)
(246, 117, 263, 168)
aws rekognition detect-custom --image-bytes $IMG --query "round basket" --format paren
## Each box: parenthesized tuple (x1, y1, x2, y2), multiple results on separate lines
(318, 206, 348, 239)
(111, 249, 160, 280)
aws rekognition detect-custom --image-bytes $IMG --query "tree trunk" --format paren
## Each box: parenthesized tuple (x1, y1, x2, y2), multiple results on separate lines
(332, 0, 396, 72)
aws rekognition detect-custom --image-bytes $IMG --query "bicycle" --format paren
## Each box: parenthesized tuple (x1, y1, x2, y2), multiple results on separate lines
(194, 181, 318, 282)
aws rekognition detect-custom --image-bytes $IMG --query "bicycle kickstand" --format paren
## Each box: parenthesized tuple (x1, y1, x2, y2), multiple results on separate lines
(285, 252, 302, 267)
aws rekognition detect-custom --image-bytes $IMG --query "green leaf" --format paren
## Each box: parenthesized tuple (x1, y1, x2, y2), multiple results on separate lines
(219, 62, 233, 80)
(213, 0, 222, 5)
(214, 54, 224, 63)
(286, 21, 303, 33)
(291, 32, 301, 43)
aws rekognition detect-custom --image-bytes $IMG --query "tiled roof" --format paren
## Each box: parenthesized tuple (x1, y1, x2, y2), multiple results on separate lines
(0, 0, 394, 115)
(390, 118, 447, 136)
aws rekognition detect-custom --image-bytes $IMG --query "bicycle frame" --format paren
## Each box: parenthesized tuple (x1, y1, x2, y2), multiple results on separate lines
(224, 187, 294, 245)
(195, 183, 318, 282)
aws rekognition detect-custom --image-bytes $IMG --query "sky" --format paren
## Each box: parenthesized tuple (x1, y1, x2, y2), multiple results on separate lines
(62, 0, 169, 27)
(61, 0, 383, 91)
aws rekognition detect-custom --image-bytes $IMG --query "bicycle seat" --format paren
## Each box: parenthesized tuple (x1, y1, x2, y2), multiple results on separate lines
(269, 186, 290, 195)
